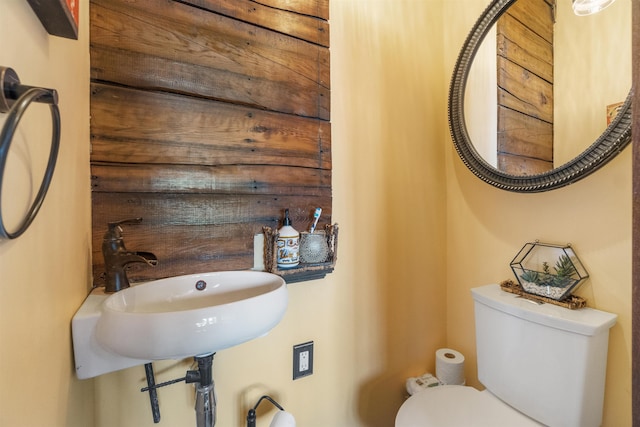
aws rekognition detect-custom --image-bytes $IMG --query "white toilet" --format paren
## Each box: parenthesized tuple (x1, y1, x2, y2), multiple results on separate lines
(396, 284, 617, 427)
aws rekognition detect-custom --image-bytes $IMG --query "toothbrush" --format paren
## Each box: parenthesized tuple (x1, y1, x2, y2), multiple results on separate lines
(309, 207, 322, 233)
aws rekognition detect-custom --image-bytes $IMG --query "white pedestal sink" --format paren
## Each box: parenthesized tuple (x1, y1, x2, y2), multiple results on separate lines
(72, 271, 287, 379)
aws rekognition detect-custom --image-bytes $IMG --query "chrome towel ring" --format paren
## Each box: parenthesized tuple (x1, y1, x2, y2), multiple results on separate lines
(0, 67, 60, 239)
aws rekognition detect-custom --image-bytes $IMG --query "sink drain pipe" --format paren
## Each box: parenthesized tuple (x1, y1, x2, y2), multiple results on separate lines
(189, 354, 217, 427)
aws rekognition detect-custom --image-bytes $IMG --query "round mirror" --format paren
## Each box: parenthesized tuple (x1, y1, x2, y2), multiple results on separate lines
(449, 0, 631, 192)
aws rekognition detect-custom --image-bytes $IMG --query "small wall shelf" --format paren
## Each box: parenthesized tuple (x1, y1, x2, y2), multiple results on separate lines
(262, 224, 338, 283)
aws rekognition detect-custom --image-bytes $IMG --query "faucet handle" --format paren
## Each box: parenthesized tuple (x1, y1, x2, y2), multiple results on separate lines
(105, 217, 143, 240)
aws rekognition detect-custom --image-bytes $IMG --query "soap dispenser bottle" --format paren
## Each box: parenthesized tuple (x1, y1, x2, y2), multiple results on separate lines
(276, 209, 299, 269)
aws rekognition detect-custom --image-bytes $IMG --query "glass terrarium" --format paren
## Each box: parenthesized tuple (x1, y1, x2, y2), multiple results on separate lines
(510, 242, 589, 301)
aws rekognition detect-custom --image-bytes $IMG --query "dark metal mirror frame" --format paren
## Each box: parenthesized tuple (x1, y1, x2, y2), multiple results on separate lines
(448, 0, 632, 193)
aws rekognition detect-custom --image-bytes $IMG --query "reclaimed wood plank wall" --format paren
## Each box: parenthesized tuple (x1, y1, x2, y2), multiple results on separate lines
(497, 0, 554, 174)
(90, 0, 331, 285)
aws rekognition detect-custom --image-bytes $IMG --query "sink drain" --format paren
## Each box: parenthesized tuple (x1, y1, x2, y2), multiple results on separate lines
(195, 280, 207, 291)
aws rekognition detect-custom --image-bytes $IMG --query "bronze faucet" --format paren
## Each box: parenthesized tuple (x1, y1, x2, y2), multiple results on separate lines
(102, 218, 157, 293)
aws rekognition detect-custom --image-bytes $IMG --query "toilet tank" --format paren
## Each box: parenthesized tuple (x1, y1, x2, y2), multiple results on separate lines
(471, 284, 617, 427)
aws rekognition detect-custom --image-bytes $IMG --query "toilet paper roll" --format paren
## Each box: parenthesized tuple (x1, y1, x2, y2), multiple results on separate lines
(435, 348, 465, 385)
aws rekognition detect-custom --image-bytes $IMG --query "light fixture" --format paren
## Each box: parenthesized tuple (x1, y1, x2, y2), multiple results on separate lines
(247, 395, 296, 427)
(572, 0, 617, 15)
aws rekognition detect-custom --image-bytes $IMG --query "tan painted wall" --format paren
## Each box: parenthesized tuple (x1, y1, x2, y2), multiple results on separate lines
(555, 0, 631, 164)
(444, 2, 632, 426)
(0, 1, 94, 426)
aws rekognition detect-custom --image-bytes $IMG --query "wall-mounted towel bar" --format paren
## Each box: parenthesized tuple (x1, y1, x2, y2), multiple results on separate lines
(0, 66, 60, 239)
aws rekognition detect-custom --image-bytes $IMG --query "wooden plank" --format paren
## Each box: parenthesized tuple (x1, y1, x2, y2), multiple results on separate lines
(91, 163, 332, 195)
(497, 57, 553, 123)
(93, 257, 257, 287)
(92, 193, 332, 227)
(109, 255, 255, 284)
(180, 0, 329, 47)
(497, 153, 553, 175)
(93, 253, 257, 285)
(90, 84, 331, 169)
(105, 224, 256, 264)
(91, 223, 258, 285)
(506, 0, 555, 43)
(497, 106, 553, 161)
(497, 14, 553, 82)
(91, 194, 332, 283)
(90, 0, 329, 119)
(254, 0, 329, 20)
(90, 46, 329, 119)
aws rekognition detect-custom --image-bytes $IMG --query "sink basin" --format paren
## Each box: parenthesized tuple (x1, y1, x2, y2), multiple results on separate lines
(94, 271, 287, 360)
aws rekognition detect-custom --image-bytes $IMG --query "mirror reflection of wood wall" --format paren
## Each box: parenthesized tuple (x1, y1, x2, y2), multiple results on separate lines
(496, 0, 555, 175)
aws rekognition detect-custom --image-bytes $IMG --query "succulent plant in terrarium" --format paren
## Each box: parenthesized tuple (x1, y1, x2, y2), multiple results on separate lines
(519, 269, 540, 284)
(533, 255, 578, 288)
(510, 242, 588, 301)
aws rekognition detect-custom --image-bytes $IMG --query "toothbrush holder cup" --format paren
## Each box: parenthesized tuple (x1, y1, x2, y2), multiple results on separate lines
(299, 231, 330, 264)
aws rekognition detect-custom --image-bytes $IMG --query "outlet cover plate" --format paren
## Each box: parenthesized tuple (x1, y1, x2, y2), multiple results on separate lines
(293, 341, 314, 380)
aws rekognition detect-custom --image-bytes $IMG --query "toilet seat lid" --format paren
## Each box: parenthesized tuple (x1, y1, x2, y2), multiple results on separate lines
(395, 385, 542, 427)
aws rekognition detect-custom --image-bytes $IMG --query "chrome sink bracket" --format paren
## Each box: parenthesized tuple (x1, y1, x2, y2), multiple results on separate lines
(140, 354, 217, 426)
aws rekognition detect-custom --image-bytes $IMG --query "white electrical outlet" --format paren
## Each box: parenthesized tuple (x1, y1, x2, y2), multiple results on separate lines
(299, 350, 309, 371)
(293, 341, 314, 380)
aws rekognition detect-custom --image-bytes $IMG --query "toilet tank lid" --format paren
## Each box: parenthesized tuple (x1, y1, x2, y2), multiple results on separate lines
(471, 284, 617, 336)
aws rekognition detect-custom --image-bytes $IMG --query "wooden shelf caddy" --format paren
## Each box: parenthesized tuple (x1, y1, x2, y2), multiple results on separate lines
(262, 224, 338, 283)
